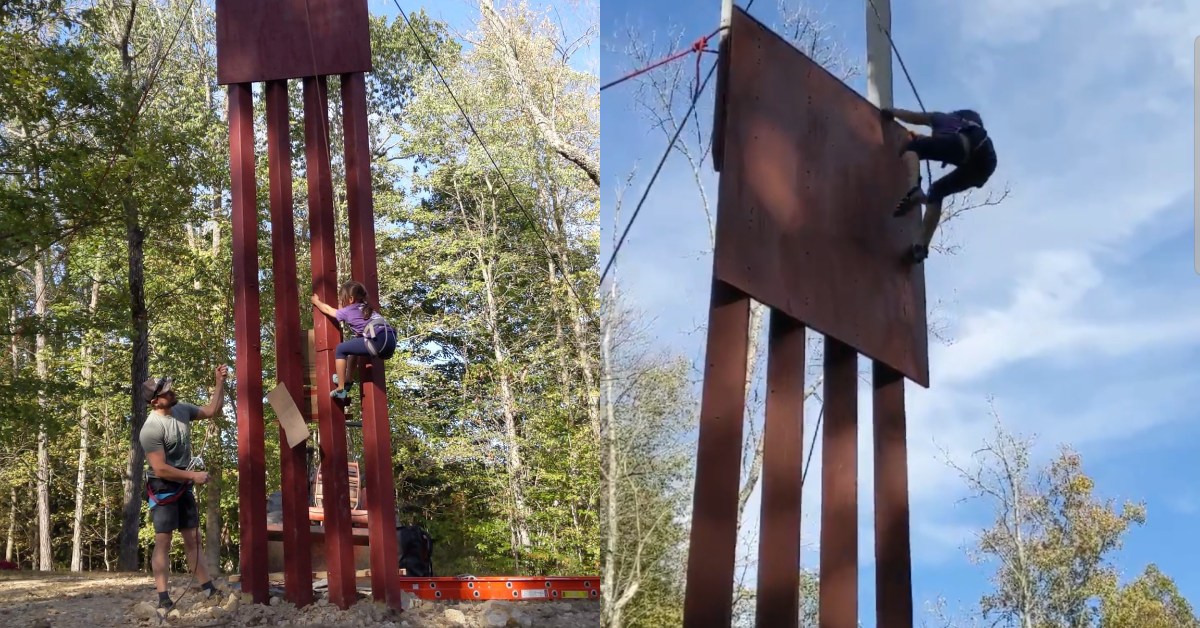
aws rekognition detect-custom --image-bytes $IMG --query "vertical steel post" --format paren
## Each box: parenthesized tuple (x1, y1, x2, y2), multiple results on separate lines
(342, 70, 403, 609)
(682, 279, 750, 628)
(229, 81, 268, 605)
(304, 75, 356, 609)
(820, 337, 858, 628)
(865, 2, 915, 626)
(873, 364, 912, 628)
(266, 78, 314, 608)
(754, 311, 806, 628)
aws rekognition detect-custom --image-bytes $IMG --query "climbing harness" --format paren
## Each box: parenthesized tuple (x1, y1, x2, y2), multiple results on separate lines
(598, 38, 722, 287)
(361, 312, 392, 358)
(146, 479, 194, 510)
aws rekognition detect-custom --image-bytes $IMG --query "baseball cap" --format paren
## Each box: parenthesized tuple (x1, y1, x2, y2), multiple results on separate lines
(141, 376, 174, 400)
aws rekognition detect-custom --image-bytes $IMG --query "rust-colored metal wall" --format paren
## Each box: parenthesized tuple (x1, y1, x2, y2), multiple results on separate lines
(682, 8, 921, 628)
(218, 1, 402, 612)
(215, 0, 371, 85)
(714, 9, 929, 387)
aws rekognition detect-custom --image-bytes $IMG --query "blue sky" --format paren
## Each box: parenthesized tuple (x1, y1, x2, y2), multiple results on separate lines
(371, 0, 596, 74)
(600, 0, 1199, 623)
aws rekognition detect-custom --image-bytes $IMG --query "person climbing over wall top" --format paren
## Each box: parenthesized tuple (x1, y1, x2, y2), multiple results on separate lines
(311, 280, 398, 400)
(883, 106, 998, 264)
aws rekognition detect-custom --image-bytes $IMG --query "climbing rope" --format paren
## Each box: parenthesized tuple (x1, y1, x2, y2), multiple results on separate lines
(599, 27, 722, 93)
(598, 52, 720, 288)
(388, 0, 597, 325)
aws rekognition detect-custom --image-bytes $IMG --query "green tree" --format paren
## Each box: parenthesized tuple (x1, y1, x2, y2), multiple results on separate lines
(1099, 564, 1200, 628)
(931, 408, 1198, 628)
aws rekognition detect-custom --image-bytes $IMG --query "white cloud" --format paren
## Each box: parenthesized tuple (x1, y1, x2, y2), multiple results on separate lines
(604, 0, 1200, 585)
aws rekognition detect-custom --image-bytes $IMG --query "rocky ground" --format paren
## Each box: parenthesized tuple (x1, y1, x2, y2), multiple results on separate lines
(0, 572, 601, 628)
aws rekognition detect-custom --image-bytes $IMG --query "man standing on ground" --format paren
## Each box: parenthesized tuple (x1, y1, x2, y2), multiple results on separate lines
(140, 366, 228, 611)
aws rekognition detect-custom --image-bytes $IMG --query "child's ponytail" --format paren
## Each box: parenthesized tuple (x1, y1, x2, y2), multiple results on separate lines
(337, 280, 373, 318)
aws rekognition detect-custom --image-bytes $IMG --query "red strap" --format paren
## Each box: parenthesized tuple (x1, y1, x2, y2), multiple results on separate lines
(599, 27, 722, 93)
(146, 480, 193, 506)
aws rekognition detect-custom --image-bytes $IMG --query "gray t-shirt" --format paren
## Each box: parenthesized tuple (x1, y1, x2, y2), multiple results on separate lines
(140, 403, 201, 478)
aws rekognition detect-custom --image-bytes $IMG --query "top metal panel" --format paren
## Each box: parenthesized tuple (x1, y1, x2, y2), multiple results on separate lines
(714, 7, 929, 387)
(216, 0, 371, 85)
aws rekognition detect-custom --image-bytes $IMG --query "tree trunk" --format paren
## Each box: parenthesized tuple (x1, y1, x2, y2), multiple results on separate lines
(119, 190, 150, 571)
(115, 0, 149, 573)
(5, 488, 14, 561)
(556, 242, 601, 440)
(734, 301, 768, 524)
(455, 176, 532, 559)
(480, 258, 532, 553)
(70, 275, 101, 571)
(102, 467, 110, 571)
(599, 287, 624, 627)
(34, 250, 51, 571)
(6, 294, 16, 565)
(8, 292, 16, 373)
(477, 0, 600, 187)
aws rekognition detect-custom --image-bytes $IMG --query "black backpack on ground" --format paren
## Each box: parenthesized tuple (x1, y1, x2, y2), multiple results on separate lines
(398, 525, 434, 577)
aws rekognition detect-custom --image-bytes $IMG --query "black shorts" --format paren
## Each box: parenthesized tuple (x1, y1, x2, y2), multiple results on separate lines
(904, 131, 997, 203)
(147, 478, 199, 534)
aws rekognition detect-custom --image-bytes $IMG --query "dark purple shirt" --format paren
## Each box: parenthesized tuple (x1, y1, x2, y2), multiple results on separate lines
(930, 111, 982, 136)
(335, 304, 371, 336)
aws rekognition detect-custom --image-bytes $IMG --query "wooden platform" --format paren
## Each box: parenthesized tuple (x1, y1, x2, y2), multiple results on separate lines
(266, 522, 372, 546)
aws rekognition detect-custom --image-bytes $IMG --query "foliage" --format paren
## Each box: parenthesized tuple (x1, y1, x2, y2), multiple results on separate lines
(1098, 564, 1200, 628)
(932, 413, 1193, 628)
(1, 0, 600, 578)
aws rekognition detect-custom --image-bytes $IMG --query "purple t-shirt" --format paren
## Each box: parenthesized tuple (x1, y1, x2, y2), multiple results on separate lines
(930, 111, 983, 136)
(335, 304, 371, 336)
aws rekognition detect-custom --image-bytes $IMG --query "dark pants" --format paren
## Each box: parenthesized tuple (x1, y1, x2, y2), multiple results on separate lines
(904, 130, 998, 203)
(334, 328, 397, 360)
(147, 478, 199, 534)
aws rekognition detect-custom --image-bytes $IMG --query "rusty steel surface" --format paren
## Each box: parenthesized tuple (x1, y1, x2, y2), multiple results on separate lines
(215, 0, 371, 85)
(873, 362, 914, 628)
(342, 71, 404, 610)
(229, 82, 269, 605)
(682, 280, 751, 628)
(265, 79, 314, 609)
(305, 76, 357, 610)
(715, 7, 929, 386)
(754, 311, 806, 628)
(820, 338, 858, 628)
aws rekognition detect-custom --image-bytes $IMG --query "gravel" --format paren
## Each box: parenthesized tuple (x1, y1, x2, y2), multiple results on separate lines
(0, 572, 600, 628)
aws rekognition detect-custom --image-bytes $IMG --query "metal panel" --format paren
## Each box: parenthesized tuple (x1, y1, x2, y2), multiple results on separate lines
(754, 310, 806, 628)
(215, 0, 371, 85)
(716, 7, 929, 386)
(341, 71, 403, 609)
(304, 75, 357, 610)
(265, 79, 314, 609)
(820, 337, 858, 628)
(682, 280, 750, 628)
(873, 363, 913, 628)
(229, 82, 268, 605)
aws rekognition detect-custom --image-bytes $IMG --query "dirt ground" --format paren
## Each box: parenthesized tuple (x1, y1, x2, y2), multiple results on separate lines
(0, 571, 601, 628)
